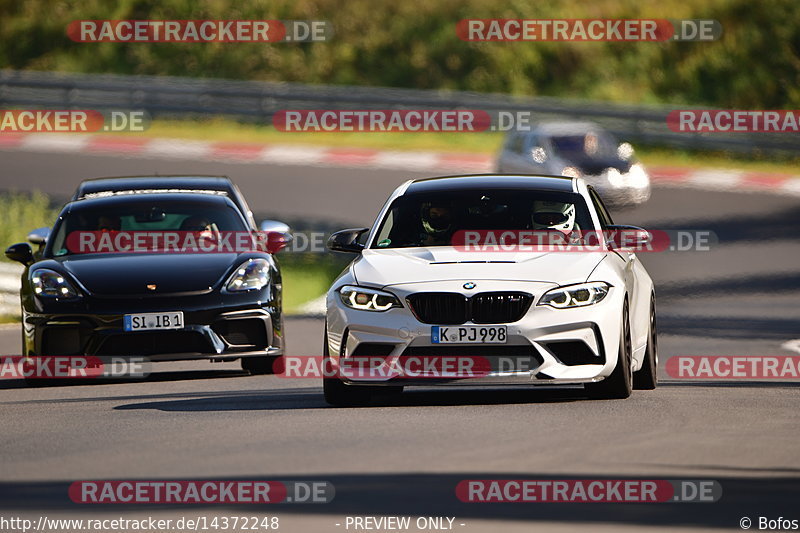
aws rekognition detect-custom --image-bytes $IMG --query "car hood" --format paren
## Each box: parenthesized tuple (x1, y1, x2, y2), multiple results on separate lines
(56, 253, 241, 296)
(353, 248, 606, 288)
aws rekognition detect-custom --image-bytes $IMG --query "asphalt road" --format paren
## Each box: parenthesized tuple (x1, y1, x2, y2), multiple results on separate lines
(0, 149, 798, 531)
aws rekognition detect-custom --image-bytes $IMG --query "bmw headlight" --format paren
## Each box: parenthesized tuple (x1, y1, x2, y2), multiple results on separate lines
(226, 258, 270, 292)
(539, 282, 610, 309)
(339, 285, 401, 312)
(31, 269, 79, 299)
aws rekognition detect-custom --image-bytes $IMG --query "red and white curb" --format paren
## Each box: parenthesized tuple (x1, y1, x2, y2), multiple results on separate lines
(1, 133, 799, 196)
(0, 133, 489, 172)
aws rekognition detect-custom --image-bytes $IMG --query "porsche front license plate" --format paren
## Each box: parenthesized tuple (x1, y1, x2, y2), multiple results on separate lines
(431, 325, 507, 344)
(124, 312, 184, 332)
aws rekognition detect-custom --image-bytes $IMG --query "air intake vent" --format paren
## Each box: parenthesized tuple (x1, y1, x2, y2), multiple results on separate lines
(406, 292, 532, 325)
(406, 293, 469, 325)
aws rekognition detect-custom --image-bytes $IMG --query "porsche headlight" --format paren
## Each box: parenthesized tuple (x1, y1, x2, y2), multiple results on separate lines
(226, 258, 270, 292)
(31, 269, 79, 299)
(339, 285, 401, 312)
(539, 282, 610, 308)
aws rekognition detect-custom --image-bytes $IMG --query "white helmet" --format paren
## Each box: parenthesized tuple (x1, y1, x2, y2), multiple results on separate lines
(532, 200, 576, 233)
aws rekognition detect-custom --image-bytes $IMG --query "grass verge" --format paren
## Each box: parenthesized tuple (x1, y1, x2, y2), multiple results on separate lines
(279, 255, 345, 314)
(0, 314, 20, 324)
(0, 191, 58, 253)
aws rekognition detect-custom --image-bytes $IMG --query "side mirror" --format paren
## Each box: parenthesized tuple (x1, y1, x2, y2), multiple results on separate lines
(327, 228, 369, 254)
(5, 242, 34, 265)
(27, 227, 51, 245)
(258, 220, 293, 254)
(605, 225, 651, 250)
(259, 220, 290, 234)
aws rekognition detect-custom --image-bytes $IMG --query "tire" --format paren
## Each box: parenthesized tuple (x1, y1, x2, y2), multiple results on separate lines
(241, 356, 275, 375)
(586, 301, 633, 400)
(322, 328, 372, 407)
(633, 296, 658, 390)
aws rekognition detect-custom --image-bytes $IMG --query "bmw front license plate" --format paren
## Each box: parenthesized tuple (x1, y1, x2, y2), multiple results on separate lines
(124, 312, 184, 332)
(431, 325, 507, 344)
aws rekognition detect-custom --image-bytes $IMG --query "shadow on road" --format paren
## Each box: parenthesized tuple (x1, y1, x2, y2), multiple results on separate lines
(112, 387, 588, 412)
(658, 313, 800, 340)
(106, 381, 799, 413)
(0, 369, 252, 390)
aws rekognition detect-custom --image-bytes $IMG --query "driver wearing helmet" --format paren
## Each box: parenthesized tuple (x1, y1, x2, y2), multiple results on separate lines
(531, 200, 579, 244)
(417, 201, 455, 246)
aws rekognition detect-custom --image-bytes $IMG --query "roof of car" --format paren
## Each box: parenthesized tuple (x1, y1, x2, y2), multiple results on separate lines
(404, 174, 576, 194)
(74, 176, 234, 199)
(63, 191, 235, 212)
(530, 121, 605, 135)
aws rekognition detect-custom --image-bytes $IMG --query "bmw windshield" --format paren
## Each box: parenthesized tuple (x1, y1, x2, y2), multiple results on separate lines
(371, 190, 595, 248)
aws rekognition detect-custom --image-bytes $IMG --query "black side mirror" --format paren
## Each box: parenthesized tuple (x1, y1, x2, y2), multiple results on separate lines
(5, 243, 34, 265)
(327, 228, 369, 254)
(605, 225, 651, 249)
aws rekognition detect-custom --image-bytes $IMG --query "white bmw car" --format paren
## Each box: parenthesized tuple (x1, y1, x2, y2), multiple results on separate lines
(324, 175, 657, 406)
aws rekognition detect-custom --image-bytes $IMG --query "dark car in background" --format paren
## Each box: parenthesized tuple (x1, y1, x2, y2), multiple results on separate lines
(5, 178, 291, 376)
(70, 175, 260, 230)
(496, 121, 651, 206)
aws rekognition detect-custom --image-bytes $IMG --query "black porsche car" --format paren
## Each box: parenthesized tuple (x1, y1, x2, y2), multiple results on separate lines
(5, 180, 290, 375)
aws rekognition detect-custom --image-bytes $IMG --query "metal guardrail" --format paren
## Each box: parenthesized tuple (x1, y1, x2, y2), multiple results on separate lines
(1, 69, 797, 155)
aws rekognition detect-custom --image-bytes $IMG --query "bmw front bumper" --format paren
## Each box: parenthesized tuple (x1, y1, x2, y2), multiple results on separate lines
(326, 280, 624, 387)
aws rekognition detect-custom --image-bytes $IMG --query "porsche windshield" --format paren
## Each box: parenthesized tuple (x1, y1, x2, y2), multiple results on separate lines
(371, 190, 594, 248)
(47, 196, 248, 257)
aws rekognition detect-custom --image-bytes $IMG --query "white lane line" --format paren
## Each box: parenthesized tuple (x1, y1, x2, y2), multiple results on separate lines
(20, 133, 90, 152)
(780, 179, 800, 197)
(780, 340, 800, 354)
(258, 144, 327, 165)
(685, 169, 745, 190)
(143, 138, 212, 159)
(372, 151, 440, 171)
